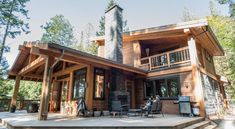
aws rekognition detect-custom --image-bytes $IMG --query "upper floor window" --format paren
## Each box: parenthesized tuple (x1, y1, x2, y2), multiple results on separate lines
(73, 68, 87, 99)
(94, 68, 105, 99)
(205, 49, 213, 63)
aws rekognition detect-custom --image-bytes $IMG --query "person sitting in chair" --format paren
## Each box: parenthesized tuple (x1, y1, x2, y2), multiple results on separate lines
(153, 95, 160, 102)
(142, 96, 153, 116)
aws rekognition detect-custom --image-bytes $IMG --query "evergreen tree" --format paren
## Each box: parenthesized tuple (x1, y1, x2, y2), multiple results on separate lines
(0, 0, 30, 63)
(216, 0, 235, 18)
(96, 0, 129, 36)
(41, 15, 76, 46)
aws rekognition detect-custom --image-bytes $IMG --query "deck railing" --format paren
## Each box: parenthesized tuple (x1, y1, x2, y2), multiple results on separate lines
(140, 47, 190, 71)
(0, 99, 40, 112)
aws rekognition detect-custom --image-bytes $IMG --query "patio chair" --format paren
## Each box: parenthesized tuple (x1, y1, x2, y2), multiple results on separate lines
(141, 101, 164, 118)
(141, 100, 156, 117)
(111, 101, 123, 117)
(152, 101, 164, 117)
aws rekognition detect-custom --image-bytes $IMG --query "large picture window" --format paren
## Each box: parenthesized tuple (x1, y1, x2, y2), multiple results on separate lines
(144, 76, 180, 99)
(94, 68, 105, 99)
(73, 68, 87, 99)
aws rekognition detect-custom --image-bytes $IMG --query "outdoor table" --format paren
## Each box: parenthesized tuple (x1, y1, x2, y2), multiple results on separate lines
(127, 109, 142, 117)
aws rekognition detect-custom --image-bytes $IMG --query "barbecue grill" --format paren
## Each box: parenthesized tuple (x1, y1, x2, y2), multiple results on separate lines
(178, 96, 193, 117)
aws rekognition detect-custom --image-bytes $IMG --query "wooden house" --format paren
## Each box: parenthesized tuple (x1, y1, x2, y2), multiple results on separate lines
(8, 5, 227, 120)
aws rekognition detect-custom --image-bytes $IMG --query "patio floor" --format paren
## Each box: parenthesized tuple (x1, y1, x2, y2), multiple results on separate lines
(0, 110, 204, 129)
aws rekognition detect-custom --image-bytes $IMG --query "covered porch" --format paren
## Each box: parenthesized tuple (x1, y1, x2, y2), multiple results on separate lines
(8, 42, 147, 120)
(0, 110, 209, 129)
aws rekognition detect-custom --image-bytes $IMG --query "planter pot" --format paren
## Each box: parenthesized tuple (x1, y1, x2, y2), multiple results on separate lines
(94, 111, 101, 117)
(192, 108, 200, 116)
(85, 111, 93, 117)
(102, 111, 110, 116)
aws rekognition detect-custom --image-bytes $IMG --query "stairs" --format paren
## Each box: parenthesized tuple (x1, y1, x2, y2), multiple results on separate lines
(0, 120, 7, 129)
(183, 119, 217, 129)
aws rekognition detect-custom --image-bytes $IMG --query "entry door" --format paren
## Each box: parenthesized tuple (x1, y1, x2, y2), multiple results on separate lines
(125, 80, 135, 108)
(51, 81, 62, 112)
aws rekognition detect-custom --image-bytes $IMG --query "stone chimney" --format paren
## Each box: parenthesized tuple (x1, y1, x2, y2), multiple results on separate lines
(104, 5, 123, 63)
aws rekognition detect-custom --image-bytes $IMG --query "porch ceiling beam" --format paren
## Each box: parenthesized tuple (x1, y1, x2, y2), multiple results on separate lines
(52, 65, 86, 77)
(18, 56, 45, 75)
(123, 30, 186, 42)
(10, 72, 43, 79)
(30, 46, 147, 75)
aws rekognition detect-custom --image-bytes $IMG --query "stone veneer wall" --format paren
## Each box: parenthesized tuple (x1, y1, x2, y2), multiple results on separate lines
(104, 5, 123, 63)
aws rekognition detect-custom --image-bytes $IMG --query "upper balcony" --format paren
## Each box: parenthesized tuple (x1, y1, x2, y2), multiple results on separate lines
(139, 47, 190, 71)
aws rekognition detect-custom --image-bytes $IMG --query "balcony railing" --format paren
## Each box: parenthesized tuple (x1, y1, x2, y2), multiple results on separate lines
(140, 47, 190, 71)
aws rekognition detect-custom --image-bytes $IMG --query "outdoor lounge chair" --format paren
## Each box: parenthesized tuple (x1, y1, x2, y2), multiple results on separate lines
(141, 101, 164, 118)
(154, 101, 164, 117)
(111, 101, 123, 117)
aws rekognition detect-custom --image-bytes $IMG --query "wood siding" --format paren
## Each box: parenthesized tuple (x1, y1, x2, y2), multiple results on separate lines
(123, 42, 134, 66)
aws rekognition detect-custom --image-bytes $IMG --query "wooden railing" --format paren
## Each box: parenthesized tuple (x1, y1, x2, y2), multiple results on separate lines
(0, 99, 40, 112)
(140, 47, 190, 71)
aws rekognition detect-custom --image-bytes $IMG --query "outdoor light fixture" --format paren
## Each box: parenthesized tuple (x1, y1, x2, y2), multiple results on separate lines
(146, 48, 150, 56)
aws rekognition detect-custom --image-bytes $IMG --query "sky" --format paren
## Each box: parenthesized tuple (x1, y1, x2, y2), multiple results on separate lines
(4, 0, 229, 68)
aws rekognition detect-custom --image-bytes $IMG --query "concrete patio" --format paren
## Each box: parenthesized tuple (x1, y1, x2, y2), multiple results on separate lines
(0, 110, 208, 129)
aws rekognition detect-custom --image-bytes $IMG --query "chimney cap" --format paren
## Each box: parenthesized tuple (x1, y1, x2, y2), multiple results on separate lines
(105, 4, 123, 13)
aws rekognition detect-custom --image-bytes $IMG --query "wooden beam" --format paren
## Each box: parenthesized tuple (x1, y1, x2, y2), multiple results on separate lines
(38, 56, 54, 120)
(19, 56, 45, 75)
(147, 66, 192, 77)
(30, 46, 147, 76)
(133, 41, 141, 67)
(68, 72, 73, 101)
(10, 75, 21, 111)
(188, 37, 206, 117)
(9, 72, 43, 80)
(85, 65, 94, 110)
(52, 65, 86, 77)
(30, 46, 85, 65)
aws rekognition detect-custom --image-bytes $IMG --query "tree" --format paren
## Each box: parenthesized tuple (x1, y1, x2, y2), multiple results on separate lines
(216, 0, 235, 18)
(41, 15, 76, 46)
(18, 81, 42, 100)
(181, 7, 198, 22)
(96, 0, 129, 36)
(0, 0, 30, 63)
(208, 2, 235, 99)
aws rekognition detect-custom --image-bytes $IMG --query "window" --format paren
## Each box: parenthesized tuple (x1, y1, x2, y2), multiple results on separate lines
(205, 49, 213, 63)
(144, 76, 180, 99)
(73, 68, 86, 99)
(61, 81, 68, 101)
(94, 68, 105, 99)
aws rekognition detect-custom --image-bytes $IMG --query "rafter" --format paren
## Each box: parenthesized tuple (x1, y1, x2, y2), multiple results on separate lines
(18, 56, 45, 75)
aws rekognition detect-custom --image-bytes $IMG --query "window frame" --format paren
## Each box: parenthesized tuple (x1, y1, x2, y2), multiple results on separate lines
(93, 67, 105, 100)
(72, 68, 87, 100)
(144, 75, 180, 100)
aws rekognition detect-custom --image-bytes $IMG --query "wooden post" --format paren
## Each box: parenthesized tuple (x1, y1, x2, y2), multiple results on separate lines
(187, 36, 206, 117)
(38, 56, 54, 120)
(10, 75, 21, 112)
(68, 72, 73, 101)
(85, 65, 94, 110)
(133, 41, 141, 67)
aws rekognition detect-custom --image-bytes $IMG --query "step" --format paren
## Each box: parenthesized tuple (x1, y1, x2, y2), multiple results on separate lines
(203, 121, 217, 129)
(0, 124, 7, 129)
(203, 124, 217, 129)
(183, 120, 210, 129)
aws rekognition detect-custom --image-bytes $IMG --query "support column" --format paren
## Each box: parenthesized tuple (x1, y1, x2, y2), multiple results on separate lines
(188, 36, 206, 117)
(10, 75, 21, 112)
(133, 41, 141, 67)
(38, 56, 54, 120)
(85, 65, 94, 110)
(68, 72, 73, 101)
